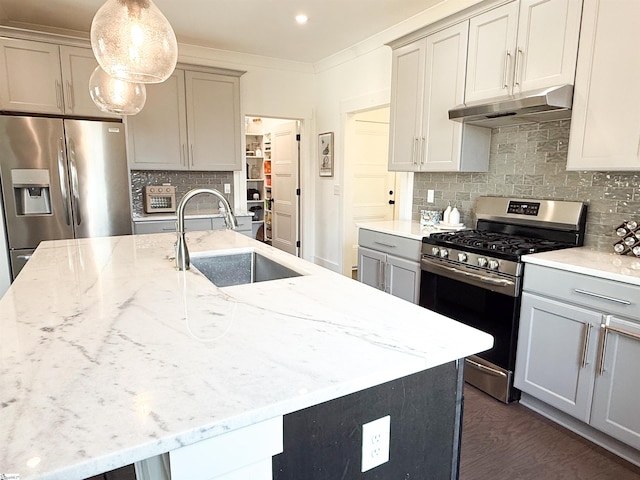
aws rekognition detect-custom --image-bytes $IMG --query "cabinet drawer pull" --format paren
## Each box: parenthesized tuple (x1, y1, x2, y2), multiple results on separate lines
(373, 241, 396, 248)
(574, 289, 631, 305)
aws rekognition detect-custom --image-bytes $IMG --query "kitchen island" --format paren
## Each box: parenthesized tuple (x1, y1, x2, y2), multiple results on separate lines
(0, 230, 492, 480)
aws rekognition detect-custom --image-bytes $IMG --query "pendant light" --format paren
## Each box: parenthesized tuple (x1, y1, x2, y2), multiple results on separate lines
(91, 0, 178, 84)
(89, 66, 146, 115)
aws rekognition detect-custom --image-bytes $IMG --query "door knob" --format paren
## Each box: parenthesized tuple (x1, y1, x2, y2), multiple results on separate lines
(388, 200, 395, 205)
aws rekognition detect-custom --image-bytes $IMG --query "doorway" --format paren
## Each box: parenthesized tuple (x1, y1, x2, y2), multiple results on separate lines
(342, 106, 397, 278)
(245, 116, 301, 256)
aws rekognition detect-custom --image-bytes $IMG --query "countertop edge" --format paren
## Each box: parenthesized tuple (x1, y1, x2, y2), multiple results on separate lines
(523, 248, 640, 287)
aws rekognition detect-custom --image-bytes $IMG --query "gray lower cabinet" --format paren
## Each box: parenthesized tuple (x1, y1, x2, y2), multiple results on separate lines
(133, 215, 252, 236)
(515, 264, 640, 450)
(357, 229, 421, 304)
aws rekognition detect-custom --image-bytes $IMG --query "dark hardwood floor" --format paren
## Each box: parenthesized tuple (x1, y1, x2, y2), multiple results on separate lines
(460, 385, 640, 480)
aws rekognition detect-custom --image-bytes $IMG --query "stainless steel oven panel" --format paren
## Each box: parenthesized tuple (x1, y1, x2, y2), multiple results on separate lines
(421, 256, 519, 297)
(464, 355, 512, 404)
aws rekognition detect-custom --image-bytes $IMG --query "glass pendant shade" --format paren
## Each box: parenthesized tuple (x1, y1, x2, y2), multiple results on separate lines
(91, 0, 178, 84)
(89, 66, 146, 115)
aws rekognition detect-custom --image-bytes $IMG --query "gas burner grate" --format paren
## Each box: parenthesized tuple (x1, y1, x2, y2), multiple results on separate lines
(428, 230, 573, 257)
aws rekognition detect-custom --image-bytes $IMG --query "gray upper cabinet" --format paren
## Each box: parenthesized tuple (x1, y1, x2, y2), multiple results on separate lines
(465, 0, 582, 102)
(59, 45, 119, 118)
(127, 69, 188, 170)
(388, 21, 490, 173)
(0, 38, 116, 118)
(566, 0, 640, 171)
(127, 67, 243, 172)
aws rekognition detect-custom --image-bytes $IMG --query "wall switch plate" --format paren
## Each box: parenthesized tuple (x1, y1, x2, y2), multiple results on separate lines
(427, 189, 435, 203)
(224, 183, 231, 194)
(361, 415, 390, 472)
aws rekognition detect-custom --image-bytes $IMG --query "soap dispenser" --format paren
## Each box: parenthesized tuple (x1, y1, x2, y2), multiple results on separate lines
(443, 203, 452, 224)
(449, 205, 461, 225)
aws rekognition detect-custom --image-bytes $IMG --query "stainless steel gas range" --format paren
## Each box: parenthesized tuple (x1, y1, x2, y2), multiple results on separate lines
(419, 197, 587, 403)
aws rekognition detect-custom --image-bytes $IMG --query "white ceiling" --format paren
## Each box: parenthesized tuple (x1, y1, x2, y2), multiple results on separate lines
(0, 0, 445, 63)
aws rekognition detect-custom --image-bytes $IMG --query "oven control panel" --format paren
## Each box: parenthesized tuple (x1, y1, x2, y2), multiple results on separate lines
(424, 246, 521, 277)
(507, 201, 540, 216)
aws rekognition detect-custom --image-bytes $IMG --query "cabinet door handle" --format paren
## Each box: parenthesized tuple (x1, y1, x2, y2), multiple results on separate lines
(597, 319, 640, 376)
(190, 144, 195, 166)
(55, 80, 63, 110)
(514, 48, 523, 87)
(503, 51, 512, 90)
(574, 289, 631, 305)
(420, 136, 426, 165)
(580, 323, 591, 368)
(412, 137, 418, 165)
(66, 80, 75, 110)
(378, 261, 385, 291)
(182, 144, 187, 166)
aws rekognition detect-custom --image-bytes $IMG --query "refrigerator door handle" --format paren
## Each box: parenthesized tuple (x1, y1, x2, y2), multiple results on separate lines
(57, 137, 72, 226)
(68, 139, 82, 226)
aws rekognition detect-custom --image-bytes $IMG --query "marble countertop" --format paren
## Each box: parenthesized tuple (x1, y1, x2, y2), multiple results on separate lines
(523, 247, 640, 287)
(0, 231, 492, 480)
(357, 220, 469, 241)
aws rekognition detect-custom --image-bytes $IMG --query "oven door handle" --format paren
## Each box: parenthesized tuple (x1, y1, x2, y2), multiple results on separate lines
(466, 358, 507, 377)
(421, 257, 518, 297)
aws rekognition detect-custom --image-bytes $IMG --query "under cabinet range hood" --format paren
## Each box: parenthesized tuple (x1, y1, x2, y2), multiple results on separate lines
(448, 84, 574, 128)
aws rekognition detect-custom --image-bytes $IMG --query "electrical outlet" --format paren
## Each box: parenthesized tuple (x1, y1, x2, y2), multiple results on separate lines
(427, 189, 435, 203)
(224, 183, 231, 194)
(361, 415, 390, 472)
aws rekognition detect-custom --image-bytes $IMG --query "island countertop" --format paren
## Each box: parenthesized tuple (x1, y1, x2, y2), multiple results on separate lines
(0, 231, 492, 480)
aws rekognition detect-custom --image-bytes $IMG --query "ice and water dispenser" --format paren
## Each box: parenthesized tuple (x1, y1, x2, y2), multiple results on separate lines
(11, 169, 52, 215)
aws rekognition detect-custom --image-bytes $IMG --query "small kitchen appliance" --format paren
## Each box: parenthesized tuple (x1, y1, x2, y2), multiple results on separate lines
(420, 196, 587, 403)
(144, 184, 176, 213)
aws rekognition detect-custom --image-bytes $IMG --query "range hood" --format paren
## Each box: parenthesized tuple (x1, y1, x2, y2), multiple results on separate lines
(448, 84, 573, 128)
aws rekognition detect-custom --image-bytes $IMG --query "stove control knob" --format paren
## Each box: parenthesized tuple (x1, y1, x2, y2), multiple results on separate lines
(477, 257, 488, 268)
(457, 253, 468, 262)
(488, 259, 500, 270)
(431, 247, 440, 256)
(439, 248, 449, 259)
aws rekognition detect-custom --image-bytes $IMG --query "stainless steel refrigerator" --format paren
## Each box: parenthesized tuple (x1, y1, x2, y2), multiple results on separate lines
(0, 115, 132, 279)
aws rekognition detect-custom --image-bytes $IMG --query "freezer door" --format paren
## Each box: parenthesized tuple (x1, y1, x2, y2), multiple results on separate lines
(63, 119, 132, 238)
(0, 115, 74, 248)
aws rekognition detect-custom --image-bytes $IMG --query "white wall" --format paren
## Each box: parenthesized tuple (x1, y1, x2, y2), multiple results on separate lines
(310, 0, 486, 273)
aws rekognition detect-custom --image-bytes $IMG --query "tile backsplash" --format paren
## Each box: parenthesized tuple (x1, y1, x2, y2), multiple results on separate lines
(131, 170, 235, 216)
(413, 119, 640, 252)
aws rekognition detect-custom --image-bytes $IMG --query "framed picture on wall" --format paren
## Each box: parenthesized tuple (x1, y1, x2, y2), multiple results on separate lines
(319, 132, 334, 177)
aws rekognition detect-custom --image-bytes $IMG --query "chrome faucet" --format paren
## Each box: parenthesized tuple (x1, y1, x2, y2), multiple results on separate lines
(175, 188, 238, 270)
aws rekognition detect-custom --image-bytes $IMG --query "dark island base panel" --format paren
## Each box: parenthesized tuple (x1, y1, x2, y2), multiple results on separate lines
(85, 464, 136, 480)
(273, 361, 463, 480)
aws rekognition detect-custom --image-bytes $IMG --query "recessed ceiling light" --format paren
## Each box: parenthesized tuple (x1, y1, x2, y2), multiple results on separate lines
(295, 14, 308, 24)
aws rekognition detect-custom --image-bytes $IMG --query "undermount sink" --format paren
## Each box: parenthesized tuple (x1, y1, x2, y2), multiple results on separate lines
(190, 250, 302, 287)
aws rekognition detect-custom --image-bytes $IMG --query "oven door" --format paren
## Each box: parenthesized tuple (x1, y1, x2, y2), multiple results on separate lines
(420, 256, 521, 403)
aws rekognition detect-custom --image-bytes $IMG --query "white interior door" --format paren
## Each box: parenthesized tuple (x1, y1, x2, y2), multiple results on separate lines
(271, 120, 299, 255)
(344, 108, 395, 276)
